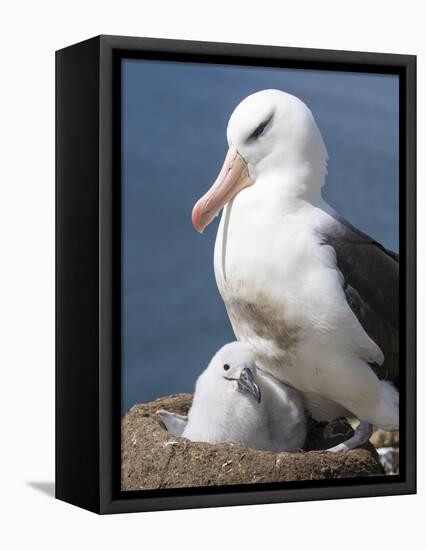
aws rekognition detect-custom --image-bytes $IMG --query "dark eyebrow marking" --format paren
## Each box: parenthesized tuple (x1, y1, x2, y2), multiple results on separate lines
(248, 113, 274, 141)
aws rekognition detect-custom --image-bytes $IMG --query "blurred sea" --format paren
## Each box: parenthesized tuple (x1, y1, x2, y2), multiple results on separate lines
(121, 59, 399, 414)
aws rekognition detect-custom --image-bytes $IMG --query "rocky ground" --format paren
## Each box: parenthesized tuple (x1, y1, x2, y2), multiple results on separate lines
(121, 393, 388, 491)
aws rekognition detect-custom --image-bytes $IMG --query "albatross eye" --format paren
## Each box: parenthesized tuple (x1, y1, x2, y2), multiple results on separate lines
(223, 364, 230, 371)
(249, 114, 273, 140)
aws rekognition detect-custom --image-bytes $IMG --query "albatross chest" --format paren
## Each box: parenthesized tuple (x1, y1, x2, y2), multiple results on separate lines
(212, 198, 351, 391)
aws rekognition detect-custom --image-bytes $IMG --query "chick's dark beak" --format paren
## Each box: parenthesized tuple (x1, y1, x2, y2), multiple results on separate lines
(238, 367, 261, 403)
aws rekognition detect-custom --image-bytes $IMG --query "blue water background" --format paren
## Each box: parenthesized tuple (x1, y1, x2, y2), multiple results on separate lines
(121, 59, 399, 414)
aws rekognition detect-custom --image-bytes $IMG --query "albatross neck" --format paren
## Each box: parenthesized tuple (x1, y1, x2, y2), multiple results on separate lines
(244, 165, 326, 213)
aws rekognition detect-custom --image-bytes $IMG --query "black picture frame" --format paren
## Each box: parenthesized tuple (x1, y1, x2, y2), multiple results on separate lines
(56, 34, 416, 514)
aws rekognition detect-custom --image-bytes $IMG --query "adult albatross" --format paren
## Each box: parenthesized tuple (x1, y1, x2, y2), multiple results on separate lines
(192, 89, 399, 451)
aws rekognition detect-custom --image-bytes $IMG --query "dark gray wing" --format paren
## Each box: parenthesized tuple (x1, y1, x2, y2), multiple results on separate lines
(321, 216, 399, 389)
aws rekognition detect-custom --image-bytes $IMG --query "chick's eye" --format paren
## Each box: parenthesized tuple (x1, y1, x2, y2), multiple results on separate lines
(223, 364, 230, 371)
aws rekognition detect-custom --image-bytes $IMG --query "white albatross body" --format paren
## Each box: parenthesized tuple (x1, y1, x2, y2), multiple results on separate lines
(215, 189, 393, 426)
(192, 90, 399, 440)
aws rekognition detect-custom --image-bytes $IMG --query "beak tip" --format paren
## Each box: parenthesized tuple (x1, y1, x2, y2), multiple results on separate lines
(192, 202, 209, 234)
(238, 367, 261, 404)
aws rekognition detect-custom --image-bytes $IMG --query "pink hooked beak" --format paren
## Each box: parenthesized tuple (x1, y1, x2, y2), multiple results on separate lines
(191, 146, 252, 233)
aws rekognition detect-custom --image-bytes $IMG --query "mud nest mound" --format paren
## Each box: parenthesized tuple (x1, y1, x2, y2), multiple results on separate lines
(121, 393, 384, 491)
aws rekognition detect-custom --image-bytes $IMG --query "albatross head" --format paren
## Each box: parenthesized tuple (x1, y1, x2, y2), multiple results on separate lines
(197, 342, 261, 404)
(192, 89, 328, 233)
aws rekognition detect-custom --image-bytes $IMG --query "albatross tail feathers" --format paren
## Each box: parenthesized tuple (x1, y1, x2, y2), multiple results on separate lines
(375, 381, 399, 431)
